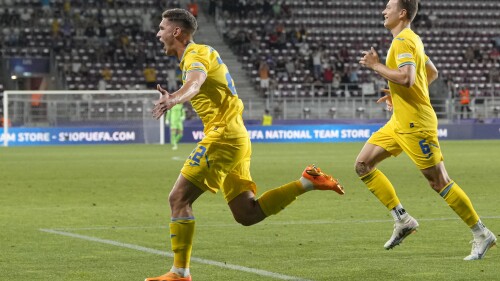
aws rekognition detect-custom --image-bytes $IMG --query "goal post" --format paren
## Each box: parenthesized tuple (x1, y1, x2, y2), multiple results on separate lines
(2, 90, 164, 147)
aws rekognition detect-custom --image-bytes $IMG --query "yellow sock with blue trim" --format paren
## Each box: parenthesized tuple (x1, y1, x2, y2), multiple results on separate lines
(170, 217, 195, 269)
(360, 169, 400, 210)
(439, 181, 479, 227)
(257, 180, 305, 216)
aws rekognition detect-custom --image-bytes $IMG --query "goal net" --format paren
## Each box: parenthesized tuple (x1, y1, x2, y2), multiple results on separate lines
(1, 90, 164, 146)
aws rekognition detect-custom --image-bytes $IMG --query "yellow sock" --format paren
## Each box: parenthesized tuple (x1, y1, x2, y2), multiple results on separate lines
(257, 180, 305, 216)
(170, 217, 195, 269)
(439, 181, 479, 227)
(361, 169, 400, 210)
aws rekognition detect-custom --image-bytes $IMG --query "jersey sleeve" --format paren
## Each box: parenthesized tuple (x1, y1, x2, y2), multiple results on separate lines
(424, 53, 430, 64)
(182, 48, 210, 76)
(392, 38, 416, 69)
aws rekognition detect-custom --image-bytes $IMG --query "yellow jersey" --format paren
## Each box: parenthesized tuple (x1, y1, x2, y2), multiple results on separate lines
(262, 114, 273, 126)
(386, 28, 438, 133)
(179, 43, 248, 139)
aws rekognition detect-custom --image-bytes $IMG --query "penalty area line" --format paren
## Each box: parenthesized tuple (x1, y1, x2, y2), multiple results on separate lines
(39, 228, 312, 281)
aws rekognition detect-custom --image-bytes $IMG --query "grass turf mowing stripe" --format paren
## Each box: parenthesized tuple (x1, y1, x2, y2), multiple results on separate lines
(39, 228, 312, 281)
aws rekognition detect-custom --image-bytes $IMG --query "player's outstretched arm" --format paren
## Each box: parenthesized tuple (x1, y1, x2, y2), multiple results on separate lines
(359, 47, 415, 88)
(152, 71, 207, 119)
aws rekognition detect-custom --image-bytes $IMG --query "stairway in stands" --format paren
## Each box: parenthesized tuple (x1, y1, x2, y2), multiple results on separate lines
(193, 9, 266, 119)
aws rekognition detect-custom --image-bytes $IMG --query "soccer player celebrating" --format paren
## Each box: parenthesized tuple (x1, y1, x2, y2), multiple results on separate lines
(146, 9, 344, 281)
(165, 103, 185, 150)
(356, 0, 496, 259)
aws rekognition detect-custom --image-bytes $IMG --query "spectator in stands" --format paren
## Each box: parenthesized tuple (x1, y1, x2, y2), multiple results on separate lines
(187, 0, 199, 19)
(333, 53, 345, 74)
(312, 48, 323, 79)
(349, 66, 359, 85)
(20, 8, 32, 26)
(141, 10, 153, 33)
(98, 78, 107, 91)
(492, 35, 500, 52)
(51, 18, 60, 38)
(259, 60, 270, 96)
(472, 44, 482, 63)
(458, 86, 471, 119)
(41, 0, 51, 15)
(464, 46, 475, 64)
(488, 47, 500, 63)
(262, 109, 273, 126)
(143, 65, 158, 89)
(297, 24, 307, 43)
(331, 72, 341, 93)
(488, 65, 499, 83)
(427, 11, 437, 28)
(272, 1, 282, 17)
(63, 0, 71, 15)
(101, 65, 112, 82)
(285, 57, 295, 77)
(338, 46, 350, 62)
(323, 66, 333, 84)
(208, 0, 216, 18)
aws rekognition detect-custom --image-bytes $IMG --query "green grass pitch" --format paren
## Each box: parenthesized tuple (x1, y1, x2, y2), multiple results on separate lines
(1, 140, 499, 280)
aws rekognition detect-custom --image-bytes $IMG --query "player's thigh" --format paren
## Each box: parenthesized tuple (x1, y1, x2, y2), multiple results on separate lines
(395, 130, 444, 170)
(180, 136, 252, 197)
(221, 137, 257, 203)
(363, 123, 403, 161)
(170, 122, 183, 130)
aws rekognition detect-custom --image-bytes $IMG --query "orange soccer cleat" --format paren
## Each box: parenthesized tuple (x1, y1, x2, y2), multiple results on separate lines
(145, 272, 192, 281)
(302, 164, 345, 195)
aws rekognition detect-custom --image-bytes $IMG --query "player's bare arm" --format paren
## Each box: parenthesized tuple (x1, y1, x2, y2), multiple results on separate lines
(360, 47, 415, 88)
(425, 59, 439, 85)
(152, 71, 207, 119)
(376, 88, 393, 111)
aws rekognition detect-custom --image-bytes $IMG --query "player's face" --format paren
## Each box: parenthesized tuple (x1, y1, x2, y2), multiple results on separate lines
(382, 0, 401, 30)
(157, 19, 179, 56)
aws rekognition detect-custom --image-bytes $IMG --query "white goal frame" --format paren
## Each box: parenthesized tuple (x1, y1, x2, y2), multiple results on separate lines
(2, 90, 164, 147)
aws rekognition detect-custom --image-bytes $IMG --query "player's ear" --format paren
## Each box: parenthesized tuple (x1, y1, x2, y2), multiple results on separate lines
(400, 8, 407, 20)
(173, 27, 181, 37)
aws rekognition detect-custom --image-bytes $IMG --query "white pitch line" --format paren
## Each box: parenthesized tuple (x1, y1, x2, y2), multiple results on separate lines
(39, 228, 312, 281)
(50, 215, 500, 231)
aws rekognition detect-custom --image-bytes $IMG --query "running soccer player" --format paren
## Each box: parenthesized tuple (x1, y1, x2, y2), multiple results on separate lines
(356, 0, 496, 260)
(146, 9, 345, 281)
(165, 103, 185, 150)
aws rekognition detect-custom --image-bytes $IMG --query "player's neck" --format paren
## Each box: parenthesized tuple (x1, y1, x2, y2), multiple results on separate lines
(390, 22, 411, 38)
(175, 39, 194, 60)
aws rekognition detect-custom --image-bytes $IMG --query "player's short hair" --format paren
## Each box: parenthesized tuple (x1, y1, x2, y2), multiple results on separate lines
(398, 0, 418, 22)
(162, 8, 198, 35)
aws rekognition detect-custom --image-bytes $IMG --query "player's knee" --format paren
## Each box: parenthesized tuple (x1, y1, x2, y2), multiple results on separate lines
(354, 161, 370, 177)
(233, 214, 258, 226)
(168, 192, 188, 211)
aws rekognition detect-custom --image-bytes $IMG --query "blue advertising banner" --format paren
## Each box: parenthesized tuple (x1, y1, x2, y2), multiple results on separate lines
(179, 124, 385, 143)
(9, 58, 50, 74)
(177, 124, 500, 143)
(2, 123, 499, 146)
(0, 127, 143, 146)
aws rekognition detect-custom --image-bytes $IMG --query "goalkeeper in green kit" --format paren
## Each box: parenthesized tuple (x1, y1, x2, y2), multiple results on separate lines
(165, 103, 185, 150)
